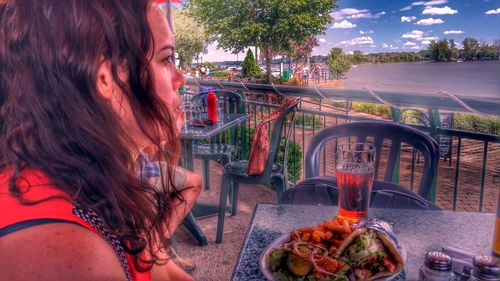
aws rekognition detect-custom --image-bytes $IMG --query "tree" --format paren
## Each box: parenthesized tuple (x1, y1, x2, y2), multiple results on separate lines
(241, 49, 261, 77)
(449, 39, 459, 61)
(326, 48, 351, 79)
(173, 9, 209, 68)
(427, 39, 450, 62)
(351, 50, 365, 64)
(289, 37, 319, 62)
(478, 44, 497, 60)
(186, 0, 337, 83)
(462, 37, 480, 61)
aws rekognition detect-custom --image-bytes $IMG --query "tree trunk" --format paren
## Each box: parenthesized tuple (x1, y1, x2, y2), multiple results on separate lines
(264, 45, 272, 84)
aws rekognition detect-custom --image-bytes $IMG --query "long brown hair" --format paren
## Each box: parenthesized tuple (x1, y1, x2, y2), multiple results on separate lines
(0, 0, 181, 270)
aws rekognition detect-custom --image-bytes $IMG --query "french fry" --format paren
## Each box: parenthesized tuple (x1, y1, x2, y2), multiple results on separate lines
(302, 232, 311, 241)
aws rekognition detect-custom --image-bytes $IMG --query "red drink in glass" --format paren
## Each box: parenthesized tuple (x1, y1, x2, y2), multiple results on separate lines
(336, 143, 375, 222)
(336, 164, 374, 221)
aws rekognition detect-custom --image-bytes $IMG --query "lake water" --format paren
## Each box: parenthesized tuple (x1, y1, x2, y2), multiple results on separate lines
(343, 61, 500, 98)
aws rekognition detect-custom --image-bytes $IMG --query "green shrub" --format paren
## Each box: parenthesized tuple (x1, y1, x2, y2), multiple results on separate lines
(401, 110, 426, 124)
(294, 113, 322, 129)
(454, 113, 500, 135)
(241, 49, 261, 78)
(279, 139, 303, 183)
(212, 71, 229, 78)
(352, 102, 391, 119)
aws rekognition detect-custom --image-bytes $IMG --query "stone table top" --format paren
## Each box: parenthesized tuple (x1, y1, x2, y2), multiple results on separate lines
(232, 204, 494, 281)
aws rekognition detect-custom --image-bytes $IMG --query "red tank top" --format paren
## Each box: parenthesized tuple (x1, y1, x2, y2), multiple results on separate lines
(0, 167, 151, 281)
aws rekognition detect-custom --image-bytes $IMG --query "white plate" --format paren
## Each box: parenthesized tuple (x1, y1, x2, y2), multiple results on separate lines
(259, 234, 407, 281)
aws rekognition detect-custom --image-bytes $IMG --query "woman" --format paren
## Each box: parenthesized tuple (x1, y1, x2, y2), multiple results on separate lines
(0, 0, 201, 280)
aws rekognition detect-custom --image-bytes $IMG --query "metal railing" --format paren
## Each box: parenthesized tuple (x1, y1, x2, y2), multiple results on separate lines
(185, 79, 500, 213)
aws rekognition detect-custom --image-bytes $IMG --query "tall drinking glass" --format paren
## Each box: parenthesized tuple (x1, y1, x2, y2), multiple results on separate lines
(336, 143, 376, 222)
(493, 193, 500, 258)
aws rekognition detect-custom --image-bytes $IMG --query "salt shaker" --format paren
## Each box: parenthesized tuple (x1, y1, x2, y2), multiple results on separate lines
(468, 255, 500, 281)
(419, 251, 458, 281)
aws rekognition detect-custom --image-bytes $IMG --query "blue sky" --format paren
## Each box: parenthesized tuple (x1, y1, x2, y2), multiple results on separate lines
(181, 0, 500, 62)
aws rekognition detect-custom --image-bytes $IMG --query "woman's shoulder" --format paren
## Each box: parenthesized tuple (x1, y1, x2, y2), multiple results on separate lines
(0, 221, 127, 280)
(0, 166, 87, 230)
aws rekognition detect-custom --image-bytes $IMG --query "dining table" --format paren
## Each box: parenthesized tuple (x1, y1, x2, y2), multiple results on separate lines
(180, 113, 249, 246)
(232, 203, 494, 280)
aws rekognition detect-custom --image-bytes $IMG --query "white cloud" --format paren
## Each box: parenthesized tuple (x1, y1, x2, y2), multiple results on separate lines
(402, 30, 424, 39)
(421, 40, 432, 45)
(331, 8, 386, 20)
(400, 0, 448, 11)
(410, 46, 421, 50)
(359, 30, 374, 34)
(318, 38, 327, 43)
(421, 36, 439, 41)
(404, 41, 417, 46)
(423, 6, 458, 15)
(444, 30, 464, 34)
(370, 44, 377, 47)
(485, 8, 500, 14)
(382, 43, 389, 48)
(412, 0, 448, 6)
(340, 36, 374, 46)
(331, 20, 357, 29)
(401, 16, 417, 22)
(416, 18, 444, 25)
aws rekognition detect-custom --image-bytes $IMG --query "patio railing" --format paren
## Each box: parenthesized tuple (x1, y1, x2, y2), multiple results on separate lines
(185, 78, 500, 213)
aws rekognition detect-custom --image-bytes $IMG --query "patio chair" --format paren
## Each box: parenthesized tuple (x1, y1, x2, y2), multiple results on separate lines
(215, 98, 300, 243)
(191, 90, 244, 190)
(281, 121, 440, 209)
(279, 176, 441, 210)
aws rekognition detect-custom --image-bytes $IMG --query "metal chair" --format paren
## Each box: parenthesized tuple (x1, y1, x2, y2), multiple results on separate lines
(281, 121, 440, 209)
(191, 90, 244, 190)
(215, 99, 300, 243)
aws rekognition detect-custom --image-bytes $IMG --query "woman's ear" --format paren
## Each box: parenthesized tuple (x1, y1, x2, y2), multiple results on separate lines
(96, 60, 114, 101)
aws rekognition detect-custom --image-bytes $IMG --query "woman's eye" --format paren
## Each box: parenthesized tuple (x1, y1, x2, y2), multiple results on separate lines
(162, 55, 174, 64)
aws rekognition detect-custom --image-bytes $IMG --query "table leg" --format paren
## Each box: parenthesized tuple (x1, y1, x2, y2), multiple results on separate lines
(182, 212, 208, 246)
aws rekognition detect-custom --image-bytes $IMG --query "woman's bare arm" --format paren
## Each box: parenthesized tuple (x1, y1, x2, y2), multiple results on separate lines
(164, 166, 202, 238)
(0, 223, 126, 281)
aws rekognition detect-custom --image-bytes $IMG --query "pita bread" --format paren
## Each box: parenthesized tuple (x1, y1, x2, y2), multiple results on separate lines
(336, 228, 405, 281)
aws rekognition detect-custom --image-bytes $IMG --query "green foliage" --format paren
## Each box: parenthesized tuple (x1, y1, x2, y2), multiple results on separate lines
(461, 37, 480, 61)
(186, 0, 337, 82)
(294, 113, 322, 129)
(279, 139, 303, 183)
(241, 49, 261, 77)
(326, 48, 351, 79)
(212, 71, 229, 78)
(352, 102, 391, 119)
(173, 9, 208, 68)
(454, 113, 500, 135)
(428, 39, 451, 62)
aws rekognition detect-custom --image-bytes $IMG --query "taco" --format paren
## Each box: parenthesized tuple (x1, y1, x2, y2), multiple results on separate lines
(335, 219, 405, 281)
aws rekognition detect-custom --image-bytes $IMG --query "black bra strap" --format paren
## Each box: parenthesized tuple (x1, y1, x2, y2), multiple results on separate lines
(0, 219, 79, 237)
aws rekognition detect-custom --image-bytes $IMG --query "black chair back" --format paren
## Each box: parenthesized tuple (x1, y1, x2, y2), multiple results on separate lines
(304, 121, 439, 200)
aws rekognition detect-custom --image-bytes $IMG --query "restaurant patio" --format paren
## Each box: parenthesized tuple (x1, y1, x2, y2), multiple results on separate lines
(173, 79, 500, 281)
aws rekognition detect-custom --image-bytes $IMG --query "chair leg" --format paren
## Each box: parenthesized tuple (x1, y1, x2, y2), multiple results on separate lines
(216, 174, 232, 244)
(272, 175, 286, 203)
(202, 159, 210, 190)
(231, 182, 239, 216)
